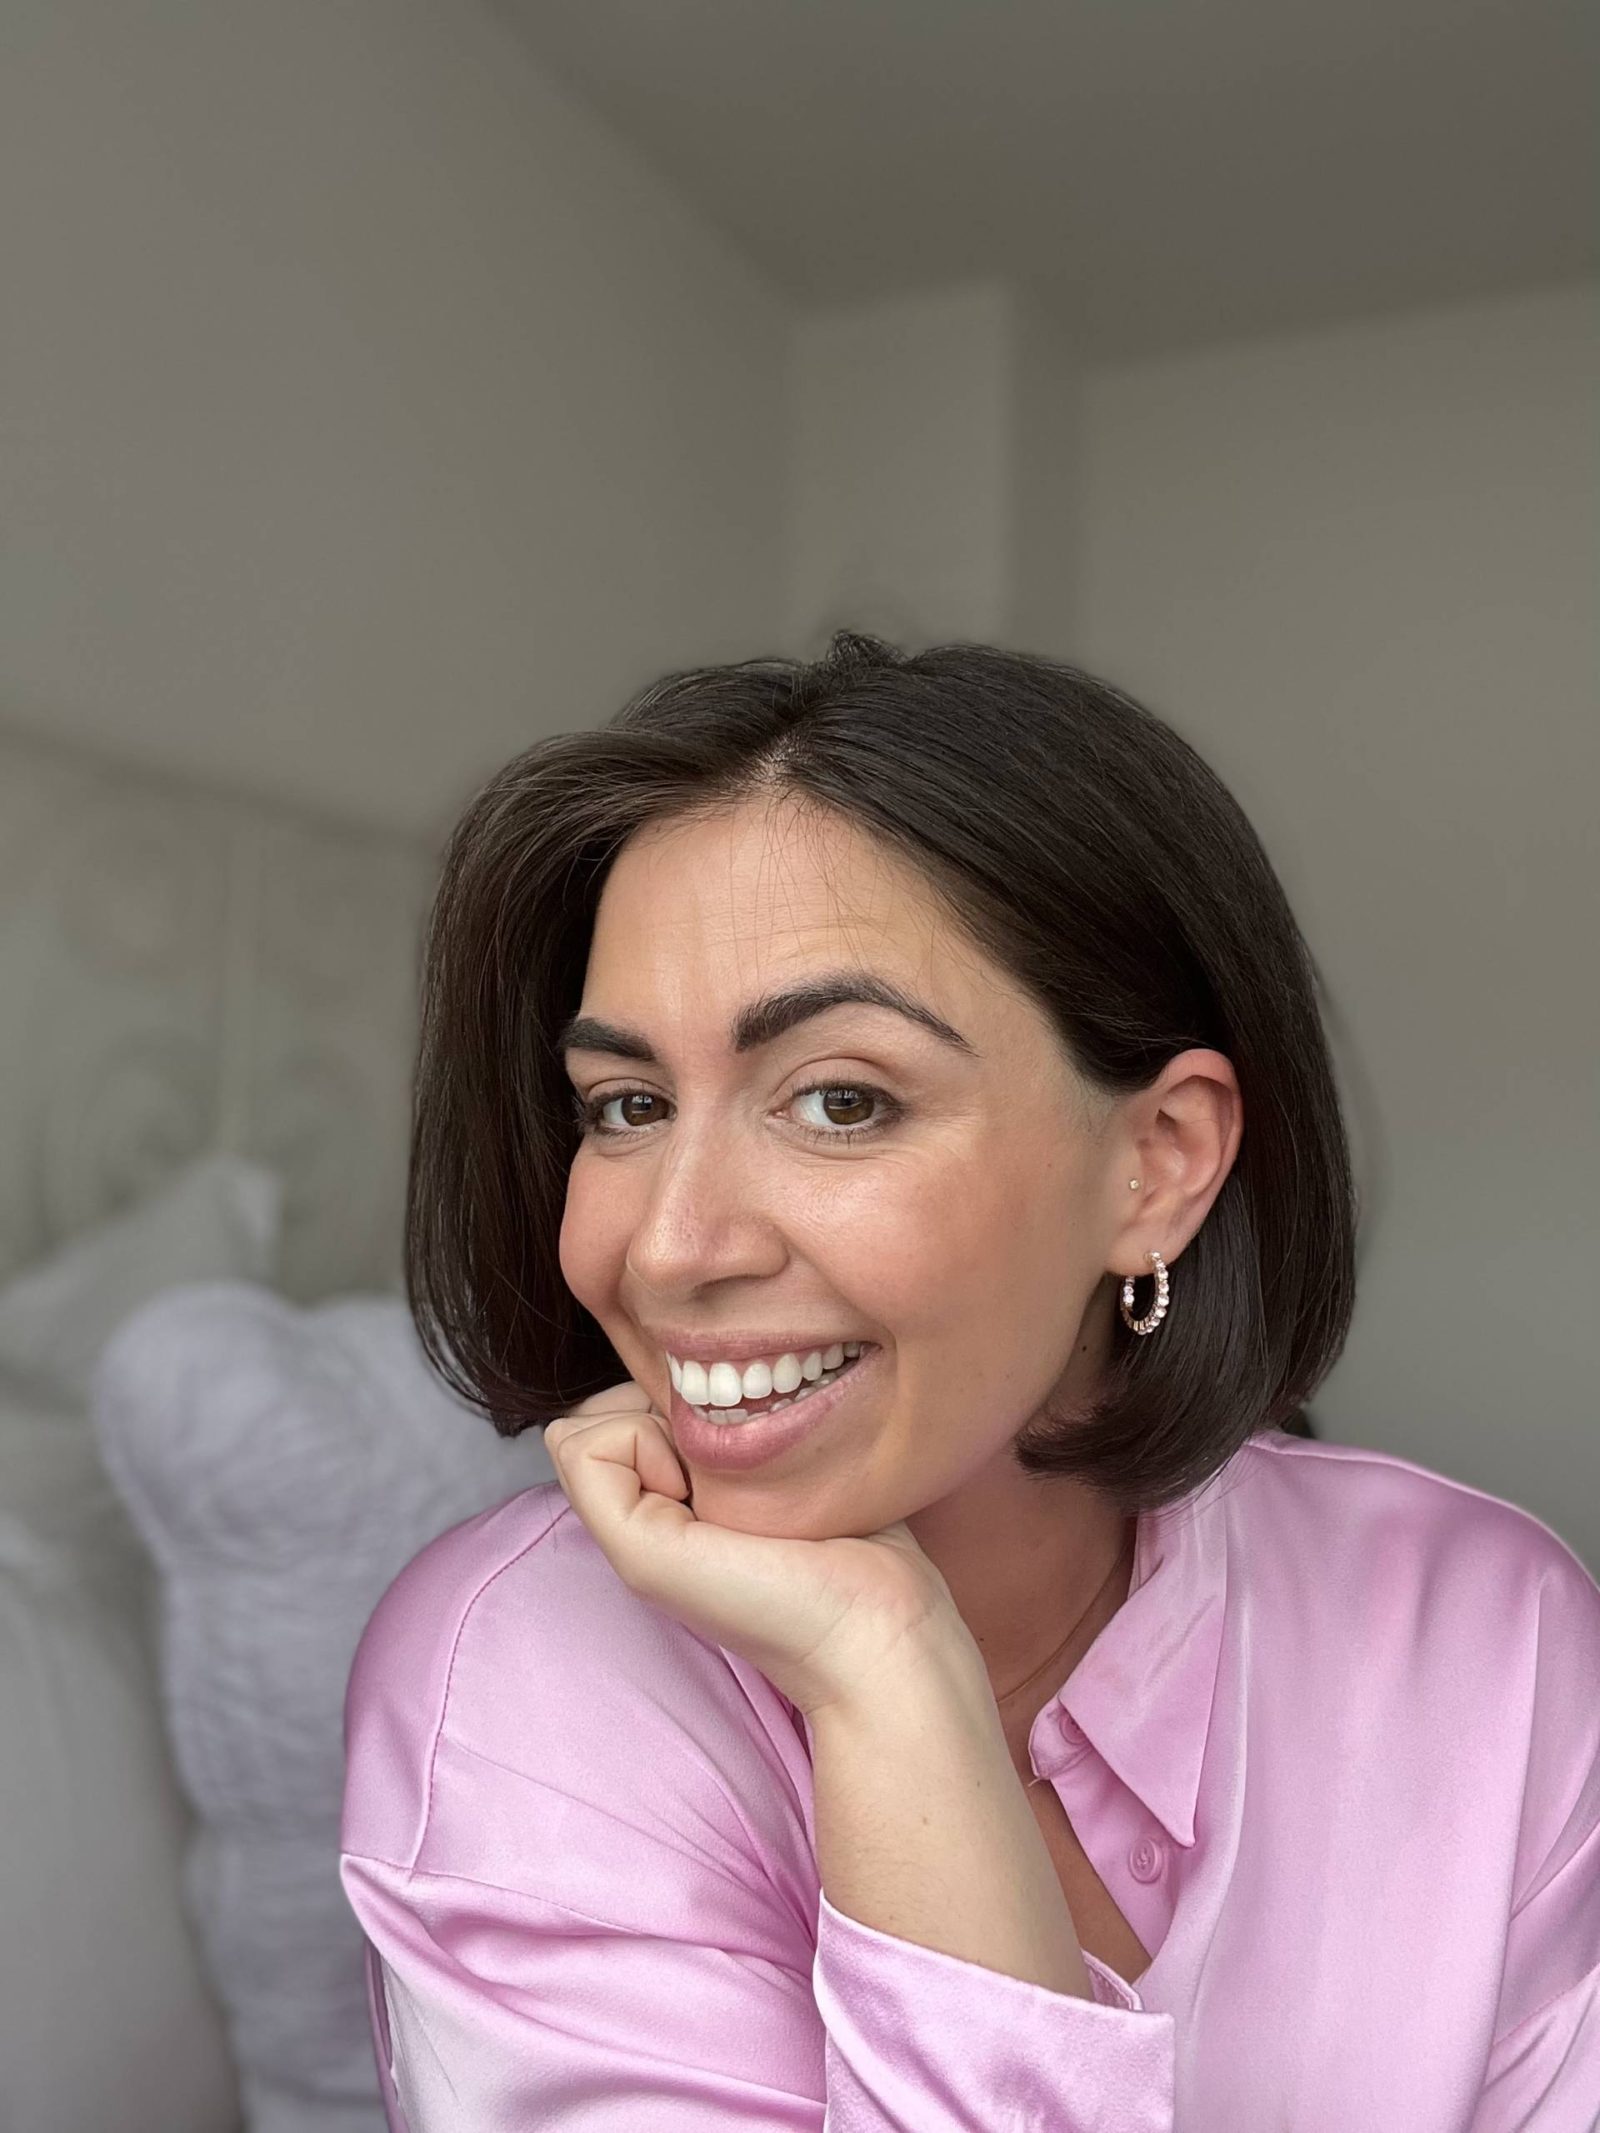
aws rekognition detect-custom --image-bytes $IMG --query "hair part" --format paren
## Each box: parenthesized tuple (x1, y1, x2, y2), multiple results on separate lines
(405, 631, 1357, 1517)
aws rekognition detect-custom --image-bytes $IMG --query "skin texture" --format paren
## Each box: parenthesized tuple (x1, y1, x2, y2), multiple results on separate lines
(558, 791, 1242, 1710)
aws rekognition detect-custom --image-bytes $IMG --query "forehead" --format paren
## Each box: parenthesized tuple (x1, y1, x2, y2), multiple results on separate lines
(588, 798, 957, 972)
(571, 797, 1083, 1104)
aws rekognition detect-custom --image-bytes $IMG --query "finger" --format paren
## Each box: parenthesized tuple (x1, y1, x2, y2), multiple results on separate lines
(552, 1415, 697, 1600)
(547, 1388, 666, 1461)
(545, 1380, 657, 1461)
(573, 1380, 655, 1416)
(548, 1409, 691, 1527)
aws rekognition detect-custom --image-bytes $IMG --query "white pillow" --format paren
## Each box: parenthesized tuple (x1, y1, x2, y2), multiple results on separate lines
(0, 1376, 242, 2133)
(0, 1154, 282, 1410)
(91, 1282, 557, 2133)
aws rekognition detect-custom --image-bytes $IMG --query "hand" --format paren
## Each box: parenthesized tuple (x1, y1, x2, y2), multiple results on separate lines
(543, 1380, 975, 1717)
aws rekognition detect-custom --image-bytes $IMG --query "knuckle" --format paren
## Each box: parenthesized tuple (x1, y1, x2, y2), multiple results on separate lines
(573, 1380, 653, 1417)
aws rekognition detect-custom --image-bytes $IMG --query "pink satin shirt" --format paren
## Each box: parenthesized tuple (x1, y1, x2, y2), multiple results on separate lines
(338, 1430, 1600, 2129)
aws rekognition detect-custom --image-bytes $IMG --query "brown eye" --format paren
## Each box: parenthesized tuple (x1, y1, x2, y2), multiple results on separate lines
(575, 1082, 903, 1145)
(813, 1087, 874, 1127)
(575, 1091, 663, 1134)
(789, 1083, 902, 1143)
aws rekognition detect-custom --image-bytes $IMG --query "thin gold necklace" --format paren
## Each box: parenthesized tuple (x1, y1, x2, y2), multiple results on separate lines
(992, 1522, 1136, 1712)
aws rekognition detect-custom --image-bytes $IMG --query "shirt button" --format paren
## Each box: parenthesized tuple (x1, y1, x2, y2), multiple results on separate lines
(1128, 1836, 1165, 1883)
(1054, 1710, 1088, 1758)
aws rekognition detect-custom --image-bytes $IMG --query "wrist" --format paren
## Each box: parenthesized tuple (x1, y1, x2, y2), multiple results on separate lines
(803, 1618, 995, 1733)
(803, 1620, 1093, 2000)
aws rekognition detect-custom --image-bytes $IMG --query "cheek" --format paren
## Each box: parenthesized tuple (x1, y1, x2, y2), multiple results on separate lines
(898, 1161, 1082, 1376)
(556, 1169, 628, 1305)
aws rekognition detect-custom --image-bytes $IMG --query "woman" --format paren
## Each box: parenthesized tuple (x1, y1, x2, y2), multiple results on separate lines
(339, 633, 1599, 2129)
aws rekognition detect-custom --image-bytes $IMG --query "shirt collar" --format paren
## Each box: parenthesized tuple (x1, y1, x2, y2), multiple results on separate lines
(1031, 1450, 1238, 1850)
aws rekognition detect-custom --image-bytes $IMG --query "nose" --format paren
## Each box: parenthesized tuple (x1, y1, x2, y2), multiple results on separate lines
(623, 1116, 790, 1297)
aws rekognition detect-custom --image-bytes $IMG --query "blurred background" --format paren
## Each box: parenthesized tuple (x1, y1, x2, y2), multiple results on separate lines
(0, 7, 1593, 2127)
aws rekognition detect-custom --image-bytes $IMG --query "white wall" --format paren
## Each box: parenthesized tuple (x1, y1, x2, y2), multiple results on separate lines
(0, 0, 790, 840)
(4, 13, 1591, 1562)
(1075, 281, 1599, 1568)
(786, 282, 1016, 651)
(785, 281, 1081, 656)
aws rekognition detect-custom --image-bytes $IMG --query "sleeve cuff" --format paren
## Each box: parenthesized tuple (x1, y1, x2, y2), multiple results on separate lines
(812, 1887, 1176, 2132)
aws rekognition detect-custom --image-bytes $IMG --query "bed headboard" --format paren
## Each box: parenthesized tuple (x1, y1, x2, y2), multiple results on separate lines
(0, 722, 441, 1302)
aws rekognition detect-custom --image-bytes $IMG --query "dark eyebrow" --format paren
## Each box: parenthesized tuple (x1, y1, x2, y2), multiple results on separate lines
(556, 970, 977, 1066)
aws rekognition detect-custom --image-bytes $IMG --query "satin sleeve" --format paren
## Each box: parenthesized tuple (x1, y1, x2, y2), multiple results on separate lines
(1467, 1962, 1600, 2130)
(339, 1848, 826, 2130)
(1463, 1547, 1600, 2131)
(340, 1840, 1177, 2132)
(813, 1888, 1176, 2131)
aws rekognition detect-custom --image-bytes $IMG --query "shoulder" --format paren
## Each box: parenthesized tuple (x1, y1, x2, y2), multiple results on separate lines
(1233, 1430, 1598, 1615)
(1229, 1434, 1600, 1813)
(339, 1482, 815, 1914)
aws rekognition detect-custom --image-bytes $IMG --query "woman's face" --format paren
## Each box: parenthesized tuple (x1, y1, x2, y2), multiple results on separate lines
(558, 795, 1141, 1540)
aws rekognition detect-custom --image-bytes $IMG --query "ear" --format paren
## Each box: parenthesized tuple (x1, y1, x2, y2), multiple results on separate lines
(1117, 1040, 1237, 1271)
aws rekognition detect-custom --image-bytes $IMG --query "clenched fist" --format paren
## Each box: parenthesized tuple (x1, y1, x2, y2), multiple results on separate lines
(543, 1380, 974, 1718)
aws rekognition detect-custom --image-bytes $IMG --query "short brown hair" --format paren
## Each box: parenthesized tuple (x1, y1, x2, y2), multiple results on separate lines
(405, 632, 1357, 1516)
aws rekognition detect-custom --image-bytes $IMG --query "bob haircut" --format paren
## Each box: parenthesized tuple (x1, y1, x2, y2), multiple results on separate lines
(406, 631, 1358, 1518)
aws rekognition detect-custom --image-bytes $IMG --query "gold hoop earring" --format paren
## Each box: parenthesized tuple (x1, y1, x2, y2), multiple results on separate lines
(1119, 1249, 1170, 1336)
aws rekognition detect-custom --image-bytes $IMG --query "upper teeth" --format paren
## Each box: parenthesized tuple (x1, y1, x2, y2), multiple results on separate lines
(669, 1341, 866, 1408)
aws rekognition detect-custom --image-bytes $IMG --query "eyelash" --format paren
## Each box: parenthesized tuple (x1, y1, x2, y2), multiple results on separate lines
(571, 1080, 903, 1147)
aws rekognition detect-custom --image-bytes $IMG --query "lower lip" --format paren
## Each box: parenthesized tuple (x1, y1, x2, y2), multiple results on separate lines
(668, 1347, 880, 1473)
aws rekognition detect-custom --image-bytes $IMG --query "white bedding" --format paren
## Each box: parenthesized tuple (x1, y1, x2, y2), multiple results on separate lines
(92, 1280, 555, 2133)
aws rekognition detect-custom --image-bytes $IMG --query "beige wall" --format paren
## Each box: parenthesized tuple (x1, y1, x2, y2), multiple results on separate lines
(0, 0, 791, 840)
(1076, 281, 1598, 1568)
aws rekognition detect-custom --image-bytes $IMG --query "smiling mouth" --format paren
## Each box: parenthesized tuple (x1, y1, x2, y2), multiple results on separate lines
(677, 1348, 870, 1424)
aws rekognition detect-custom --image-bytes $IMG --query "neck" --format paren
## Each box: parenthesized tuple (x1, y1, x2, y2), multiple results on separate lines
(908, 1457, 1135, 1715)
(906, 1279, 1135, 1718)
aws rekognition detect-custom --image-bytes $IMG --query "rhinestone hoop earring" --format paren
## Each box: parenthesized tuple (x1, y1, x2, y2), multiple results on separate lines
(1119, 1249, 1170, 1336)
